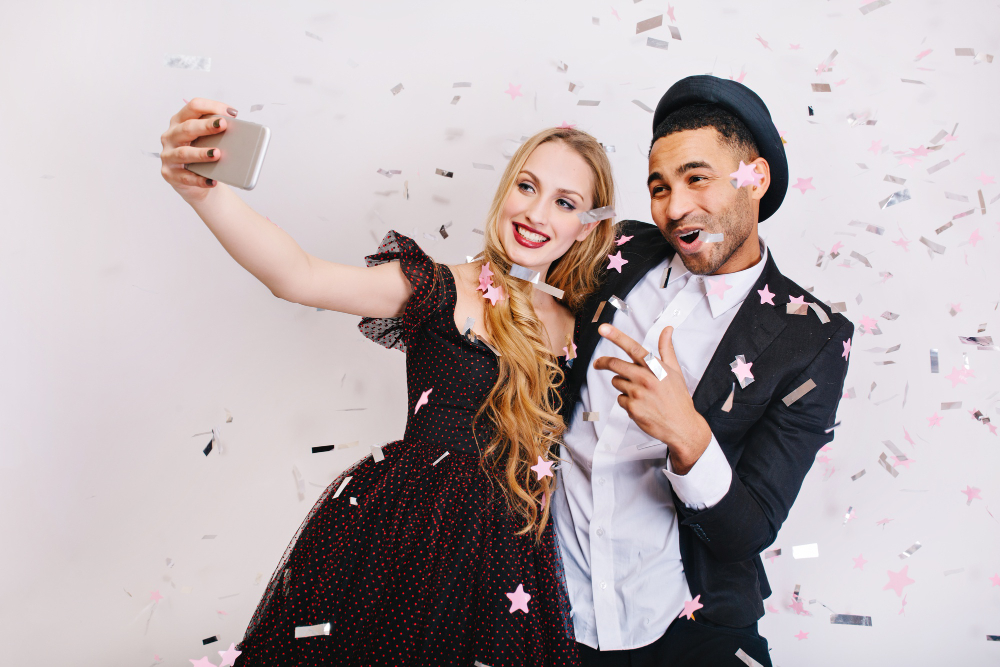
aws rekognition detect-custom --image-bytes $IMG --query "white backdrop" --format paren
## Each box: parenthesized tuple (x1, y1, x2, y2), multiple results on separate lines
(2, 0, 999, 664)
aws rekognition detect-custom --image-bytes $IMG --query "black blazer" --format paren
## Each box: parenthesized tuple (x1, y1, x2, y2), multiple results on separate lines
(561, 220, 854, 628)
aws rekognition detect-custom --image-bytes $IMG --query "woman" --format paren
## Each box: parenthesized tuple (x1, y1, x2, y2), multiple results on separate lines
(159, 99, 616, 666)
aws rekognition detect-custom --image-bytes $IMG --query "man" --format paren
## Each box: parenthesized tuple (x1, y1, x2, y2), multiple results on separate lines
(553, 75, 854, 666)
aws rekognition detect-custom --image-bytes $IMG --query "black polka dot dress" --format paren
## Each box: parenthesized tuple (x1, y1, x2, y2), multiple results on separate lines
(233, 231, 581, 667)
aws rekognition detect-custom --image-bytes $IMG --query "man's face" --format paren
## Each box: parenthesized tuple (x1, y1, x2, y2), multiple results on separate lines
(647, 127, 768, 275)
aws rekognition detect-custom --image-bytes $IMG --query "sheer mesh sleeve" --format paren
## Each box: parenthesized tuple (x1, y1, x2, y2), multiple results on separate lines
(358, 230, 442, 353)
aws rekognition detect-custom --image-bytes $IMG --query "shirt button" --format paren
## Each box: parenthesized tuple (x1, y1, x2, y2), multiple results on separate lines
(598, 477, 605, 485)
(600, 581, 608, 590)
(672, 309, 680, 316)
(596, 527, 605, 537)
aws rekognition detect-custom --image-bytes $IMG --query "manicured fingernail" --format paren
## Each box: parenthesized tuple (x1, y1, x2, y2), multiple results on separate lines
(207, 149, 215, 158)
(227, 107, 238, 117)
(213, 118, 221, 128)
(206, 178, 214, 186)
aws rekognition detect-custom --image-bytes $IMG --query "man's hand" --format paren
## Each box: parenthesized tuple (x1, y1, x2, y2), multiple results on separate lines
(593, 324, 712, 474)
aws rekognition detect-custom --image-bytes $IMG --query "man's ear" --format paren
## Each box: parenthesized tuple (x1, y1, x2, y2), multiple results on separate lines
(575, 220, 599, 242)
(749, 157, 771, 203)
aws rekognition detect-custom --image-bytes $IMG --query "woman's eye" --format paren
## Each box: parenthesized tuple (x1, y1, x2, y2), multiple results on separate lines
(557, 198, 576, 211)
(518, 182, 535, 194)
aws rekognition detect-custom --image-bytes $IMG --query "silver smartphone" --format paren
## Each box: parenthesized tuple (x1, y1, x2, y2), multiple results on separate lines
(187, 116, 270, 190)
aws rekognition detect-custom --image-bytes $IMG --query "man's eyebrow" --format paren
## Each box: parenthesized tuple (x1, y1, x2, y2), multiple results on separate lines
(646, 171, 663, 187)
(675, 161, 713, 176)
(521, 169, 583, 199)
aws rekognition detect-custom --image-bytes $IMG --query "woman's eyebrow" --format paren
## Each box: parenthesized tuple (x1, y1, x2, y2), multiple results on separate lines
(521, 169, 583, 199)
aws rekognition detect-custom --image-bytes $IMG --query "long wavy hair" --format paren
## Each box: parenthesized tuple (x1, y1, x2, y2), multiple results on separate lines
(475, 127, 616, 542)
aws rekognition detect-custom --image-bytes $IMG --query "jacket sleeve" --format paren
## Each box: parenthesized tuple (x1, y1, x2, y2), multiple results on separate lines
(673, 318, 854, 563)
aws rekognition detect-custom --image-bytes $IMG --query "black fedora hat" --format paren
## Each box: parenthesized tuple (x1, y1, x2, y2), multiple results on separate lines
(652, 75, 788, 222)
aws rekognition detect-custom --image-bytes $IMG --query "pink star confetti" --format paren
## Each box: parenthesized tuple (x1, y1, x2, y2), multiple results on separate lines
(616, 234, 633, 246)
(792, 177, 815, 194)
(927, 412, 942, 427)
(830, 241, 844, 254)
(950, 302, 962, 314)
(883, 565, 915, 597)
(876, 518, 893, 528)
(899, 595, 908, 616)
(909, 145, 930, 157)
(757, 284, 775, 305)
(790, 44, 802, 50)
(729, 160, 762, 188)
(795, 631, 809, 640)
(891, 455, 914, 470)
(218, 643, 242, 667)
(835, 78, 848, 86)
(414, 387, 433, 414)
(903, 427, 915, 445)
(974, 171, 995, 185)
(989, 573, 1000, 586)
(867, 140, 882, 156)
(531, 456, 554, 480)
(853, 554, 868, 570)
(858, 315, 877, 333)
(915, 48, 932, 60)
(961, 485, 982, 505)
(506, 584, 531, 613)
(607, 251, 628, 273)
(150, 590, 163, 603)
(189, 659, 214, 667)
(968, 229, 984, 247)
(897, 155, 920, 168)
(483, 283, 503, 306)
(731, 356, 754, 384)
(767, 603, 781, 613)
(731, 67, 747, 83)
(611, 7, 620, 20)
(789, 598, 809, 615)
(842, 338, 852, 360)
(705, 276, 733, 300)
(893, 237, 911, 251)
(953, 151, 966, 162)
(557, 121, 577, 129)
(505, 83, 523, 100)
(945, 366, 968, 389)
(667, 4, 676, 22)
(477, 262, 494, 292)
(755, 34, 772, 50)
(678, 594, 704, 620)
(789, 295, 806, 306)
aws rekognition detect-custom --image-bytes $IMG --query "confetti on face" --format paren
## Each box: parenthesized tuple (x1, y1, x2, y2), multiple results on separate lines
(678, 594, 704, 620)
(506, 584, 531, 613)
(729, 160, 762, 188)
(607, 251, 628, 273)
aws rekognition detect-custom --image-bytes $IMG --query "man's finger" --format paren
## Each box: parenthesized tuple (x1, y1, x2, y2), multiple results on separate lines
(658, 326, 683, 373)
(598, 323, 649, 364)
(593, 355, 644, 382)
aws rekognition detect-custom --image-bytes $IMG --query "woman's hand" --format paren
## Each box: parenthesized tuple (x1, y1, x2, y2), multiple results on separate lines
(159, 98, 238, 203)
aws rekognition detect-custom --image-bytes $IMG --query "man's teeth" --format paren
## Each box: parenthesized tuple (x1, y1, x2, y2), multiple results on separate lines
(681, 230, 700, 243)
(517, 225, 548, 243)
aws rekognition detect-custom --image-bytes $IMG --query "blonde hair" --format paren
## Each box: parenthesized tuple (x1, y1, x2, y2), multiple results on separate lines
(476, 128, 616, 541)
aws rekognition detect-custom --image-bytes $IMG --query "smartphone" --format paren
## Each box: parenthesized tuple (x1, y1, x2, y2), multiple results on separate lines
(187, 116, 270, 190)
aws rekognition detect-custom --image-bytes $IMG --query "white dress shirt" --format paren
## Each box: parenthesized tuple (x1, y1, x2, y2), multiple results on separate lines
(553, 239, 768, 650)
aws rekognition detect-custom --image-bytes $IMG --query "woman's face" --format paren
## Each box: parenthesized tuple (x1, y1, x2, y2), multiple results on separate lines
(498, 140, 598, 276)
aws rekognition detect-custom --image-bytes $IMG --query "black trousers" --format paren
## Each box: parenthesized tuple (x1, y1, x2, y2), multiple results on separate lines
(578, 613, 772, 667)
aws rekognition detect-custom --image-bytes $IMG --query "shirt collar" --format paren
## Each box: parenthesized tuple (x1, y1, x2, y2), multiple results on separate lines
(666, 238, 769, 319)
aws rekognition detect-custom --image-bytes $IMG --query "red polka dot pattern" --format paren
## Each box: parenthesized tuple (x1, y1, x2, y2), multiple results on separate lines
(233, 232, 581, 666)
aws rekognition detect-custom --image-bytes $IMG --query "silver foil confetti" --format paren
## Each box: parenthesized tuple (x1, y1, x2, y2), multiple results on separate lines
(669, 25, 682, 40)
(721, 383, 735, 412)
(451, 96, 461, 105)
(944, 568, 965, 576)
(809, 302, 831, 324)
(935, 222, 953, 234)
(432, 451, 450, 466)
(850, 251, 872, 268)
(958, 335, 996, 350)
(453, 82, 472, 88)
(608, 295, 631, 315)
(878, 452, 899, 477)
(881, 311, 899, 320)
(955, 47, 976, 56)
(851, 469, 867, 481)
(305, 31, 323, 41)
(578, 100, 600, 106)
(787, 303, 809, 316)
(377, 168, 402, 178)
(636, 15, 663, 34)
(930, 349, 940, 373)
(591, 301, 607, 323)
(919, 237, 946, 254)
(735, 648, 763, 667)
(250, 104, 264, 112)
(811, 83, 832, 92)
(730, 354, 755, 389)
(371, 443, 385, 462)
(295, 622, 331, 639)
(900, 78, 925, 85)
(764, 548, 781, 559)
(510, 264, 540, 283)
(390, 83, 404, 96)
(879, 189, 911, 209)
(292, 465, 306, 501)
(473, 163, 494, 170)
(164, 54, 211, 71)
(782, 379, 817, 406)
(944, 192, 969, 202)
(332, 476, 353, 499)
(583, 412, 599, 422)
(435, 168, 453, 178)
(830, 302, 847, 313)
(899, 542, 922, 558)
(831, 614, 873, 626)
(883, 440, 908, 461)
(578, 205, 616, 224)
(703, 232, 724, 243)
(644, 353, 668, 381)
(884, 175, 906, 185)
(926, 160, 951, 175)
(978, 190, 986, 214)
(953, 209, 975, 220)
(941, 401, 962, 410)
(647, 37, 669, 50)
(632, 100, 654, 113)
(792, 543, 819, 559)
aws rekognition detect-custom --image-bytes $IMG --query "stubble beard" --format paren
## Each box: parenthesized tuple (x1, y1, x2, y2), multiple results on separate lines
(671, 187, 754, 275)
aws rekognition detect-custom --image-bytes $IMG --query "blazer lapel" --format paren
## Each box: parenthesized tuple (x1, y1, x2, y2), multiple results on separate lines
(691, 254, 787, 415)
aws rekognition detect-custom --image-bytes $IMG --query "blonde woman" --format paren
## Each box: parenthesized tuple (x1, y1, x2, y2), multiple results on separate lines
(160, 100, 616, 666)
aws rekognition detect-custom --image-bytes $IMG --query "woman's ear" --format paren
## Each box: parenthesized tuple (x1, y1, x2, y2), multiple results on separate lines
(575, 220, 598, 242)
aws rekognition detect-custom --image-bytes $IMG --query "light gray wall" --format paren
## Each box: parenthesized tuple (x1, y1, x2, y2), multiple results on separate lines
(2, 0, 998, 664)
